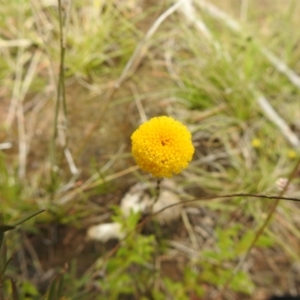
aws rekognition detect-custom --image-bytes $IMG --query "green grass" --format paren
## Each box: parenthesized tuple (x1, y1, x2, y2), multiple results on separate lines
(1, 0, 300, 299)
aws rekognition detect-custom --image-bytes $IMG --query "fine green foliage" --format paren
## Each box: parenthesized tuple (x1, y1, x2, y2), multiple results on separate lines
(0, 212, 44, 300)
(100, 209, 156, 299)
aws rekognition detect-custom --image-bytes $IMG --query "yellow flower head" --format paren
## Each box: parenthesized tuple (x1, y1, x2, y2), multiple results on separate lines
(131, 116, 194, 178)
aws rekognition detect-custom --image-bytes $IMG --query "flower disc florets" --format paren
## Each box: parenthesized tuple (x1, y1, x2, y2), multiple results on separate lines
(131, 116, 194, 178)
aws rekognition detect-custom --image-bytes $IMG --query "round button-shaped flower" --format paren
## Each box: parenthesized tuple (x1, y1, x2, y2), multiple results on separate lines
(131, 116, 194, 178)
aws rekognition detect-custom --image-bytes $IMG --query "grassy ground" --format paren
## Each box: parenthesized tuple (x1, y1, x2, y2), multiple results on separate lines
(1, 0, 300, 299)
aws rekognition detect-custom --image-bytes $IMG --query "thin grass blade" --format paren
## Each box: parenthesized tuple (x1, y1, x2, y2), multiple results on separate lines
(10, 278, 20, 300)
(12, 210, 45, 227)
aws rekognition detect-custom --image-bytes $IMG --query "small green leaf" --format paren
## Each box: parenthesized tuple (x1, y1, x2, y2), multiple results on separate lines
(21, 281, 39, 296)
(55, 273, 65, 299)
(235, 231, 254, 254)
(256, 234, 273, 248)
(46, 275, 57, 300)
(46, 272, 65, 300)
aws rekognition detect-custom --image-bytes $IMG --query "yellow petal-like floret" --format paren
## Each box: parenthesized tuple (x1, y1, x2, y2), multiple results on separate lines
(131, 116, 194, 178)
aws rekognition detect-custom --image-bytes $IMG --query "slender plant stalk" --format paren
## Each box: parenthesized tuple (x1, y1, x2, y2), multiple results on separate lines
(50, 0, 68, 190)
(153, 179, 162, 204)
(57, 0, 67, 119)
(11, 210, 45, 227)
(149, 179, 162, 214)
(214, 157, 300, 299)
(95, 189, 300, 279)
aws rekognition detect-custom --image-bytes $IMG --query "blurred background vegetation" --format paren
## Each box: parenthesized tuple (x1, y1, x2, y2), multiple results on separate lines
(0, 0, 300, 299)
